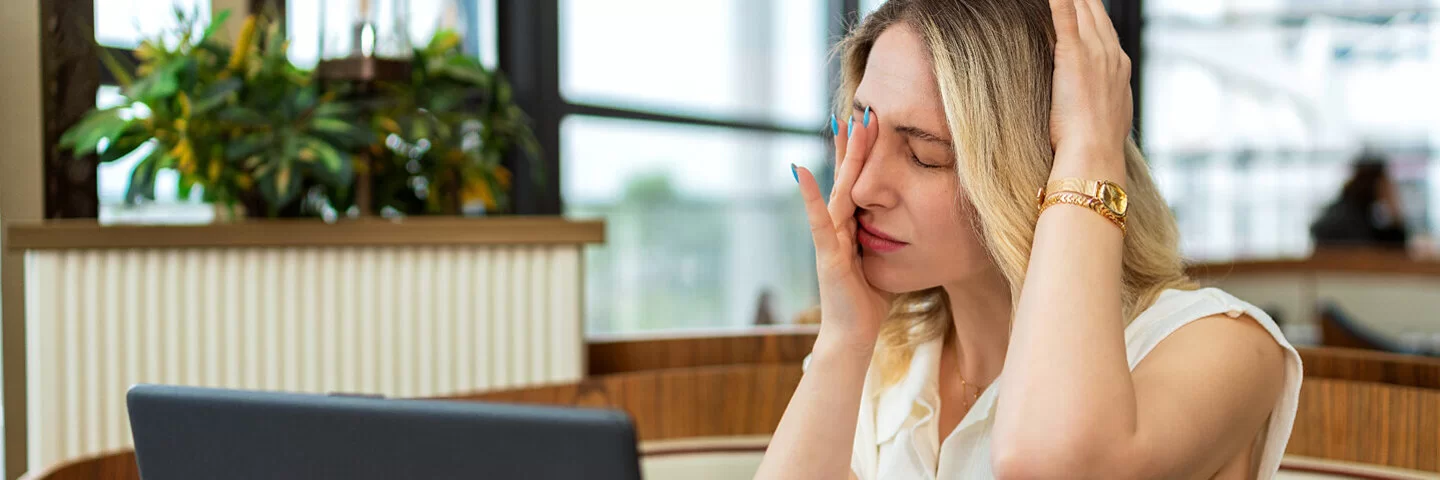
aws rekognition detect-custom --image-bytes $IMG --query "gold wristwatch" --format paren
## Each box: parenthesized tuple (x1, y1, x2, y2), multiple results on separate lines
(1035, 178, 1128, 231)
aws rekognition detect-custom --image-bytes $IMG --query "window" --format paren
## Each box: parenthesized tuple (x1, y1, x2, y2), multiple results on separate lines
(560, 0, 840, 335)
(559, 0, 826, 127)
(288, 0, 497, 70)
(1142, 1, 1439, 260)
(564, 116, 825, 333)
(95, 0, 210, 48)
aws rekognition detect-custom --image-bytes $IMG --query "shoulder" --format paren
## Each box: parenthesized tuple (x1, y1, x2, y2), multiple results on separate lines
(1131, 288, 1293, 413)
(1134, 288, 1291, 371)
(1121, 289, 1303, 476)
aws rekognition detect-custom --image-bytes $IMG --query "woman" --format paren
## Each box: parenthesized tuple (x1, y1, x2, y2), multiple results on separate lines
(757, 0, 1301, 478)
(1311, 157, 1409, 249)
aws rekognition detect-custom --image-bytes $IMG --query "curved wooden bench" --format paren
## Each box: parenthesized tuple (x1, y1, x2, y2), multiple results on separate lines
(17, 451, 138, 480)
(21, 347, 1440, 478)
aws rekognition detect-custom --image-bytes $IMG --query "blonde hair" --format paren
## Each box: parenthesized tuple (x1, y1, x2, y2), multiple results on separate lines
(834, 0, 1194, 384)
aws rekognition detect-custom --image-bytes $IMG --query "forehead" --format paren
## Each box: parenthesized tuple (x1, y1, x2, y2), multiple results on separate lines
(854, 24, 946, 128)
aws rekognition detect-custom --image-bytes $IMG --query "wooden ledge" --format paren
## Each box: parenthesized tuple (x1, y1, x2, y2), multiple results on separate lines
(5, 216, 605, 250)
(1187, 248, 1440, 278)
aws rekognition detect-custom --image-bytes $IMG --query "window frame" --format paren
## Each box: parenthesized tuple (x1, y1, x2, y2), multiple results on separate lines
(496, 0, 863, 215)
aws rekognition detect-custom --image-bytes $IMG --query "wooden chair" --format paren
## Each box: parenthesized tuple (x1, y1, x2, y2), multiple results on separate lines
(17, 451, 139, 480)
(1287, 347, 1440, 472)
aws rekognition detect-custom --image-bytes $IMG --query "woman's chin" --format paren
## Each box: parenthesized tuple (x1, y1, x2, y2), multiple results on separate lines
(861, 256, 920, 294)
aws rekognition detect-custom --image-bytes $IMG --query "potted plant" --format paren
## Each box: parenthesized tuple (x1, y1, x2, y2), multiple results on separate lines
(61, 9, 372, 219)
(366, 30, 541, 216)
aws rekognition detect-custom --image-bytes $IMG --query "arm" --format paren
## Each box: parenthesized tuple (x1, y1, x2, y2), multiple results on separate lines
(755, 112, 890, 480)
(990, 1, 1286, 478)
(757, 335, 873, 480)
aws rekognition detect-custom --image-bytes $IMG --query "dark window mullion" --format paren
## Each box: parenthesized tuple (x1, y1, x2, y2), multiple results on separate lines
(563, 102, 824, 138)
(1112, 0, 1143, 145)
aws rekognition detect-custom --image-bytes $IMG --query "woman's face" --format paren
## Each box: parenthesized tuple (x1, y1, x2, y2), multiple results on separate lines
(850, 24, 996, 293)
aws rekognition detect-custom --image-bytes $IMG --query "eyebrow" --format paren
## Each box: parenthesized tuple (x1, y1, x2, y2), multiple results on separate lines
(852, 99, 954, 149)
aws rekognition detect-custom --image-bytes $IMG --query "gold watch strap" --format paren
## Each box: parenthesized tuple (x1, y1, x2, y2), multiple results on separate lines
(1047, 178, 1105, 198)
(1040, 191, 1126, 233)
(1036, 178, 1128, 217)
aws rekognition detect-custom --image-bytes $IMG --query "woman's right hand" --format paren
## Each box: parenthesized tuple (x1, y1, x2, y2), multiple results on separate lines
(793, 110, 891, 353)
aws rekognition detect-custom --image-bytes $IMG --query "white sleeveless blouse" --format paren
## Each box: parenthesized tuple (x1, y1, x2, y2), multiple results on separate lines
(841, 288, 1303, 480)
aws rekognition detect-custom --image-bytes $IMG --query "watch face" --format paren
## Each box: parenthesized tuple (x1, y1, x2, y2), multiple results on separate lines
(1099, 184, 1128, 215)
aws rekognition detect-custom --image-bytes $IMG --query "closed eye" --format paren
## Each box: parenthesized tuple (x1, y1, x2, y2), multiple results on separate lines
(910, 152, 942, 169)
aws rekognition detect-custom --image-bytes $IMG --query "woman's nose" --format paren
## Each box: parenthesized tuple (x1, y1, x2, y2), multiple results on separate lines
(849, 150, 900, 211)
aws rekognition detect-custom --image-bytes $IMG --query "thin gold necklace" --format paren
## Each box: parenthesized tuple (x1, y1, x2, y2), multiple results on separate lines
(948, 330, 985, 408)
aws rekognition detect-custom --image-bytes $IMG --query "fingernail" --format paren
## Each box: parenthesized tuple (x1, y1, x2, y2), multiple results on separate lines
(791, 163, 799, 183)
(863, 106, 871, 127)
(830, 114, 839, 136)
(847, 116, 854, 136)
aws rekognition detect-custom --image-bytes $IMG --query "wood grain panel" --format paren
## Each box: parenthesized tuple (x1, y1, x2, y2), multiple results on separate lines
(1286, 378, 1440, 472)
(1186, 249, 1440, 278)
(1299, 347, 1440, 389)
(587, 329, 818, 375)
(5, 217, 604, 250)
(450, 363, 805, 441)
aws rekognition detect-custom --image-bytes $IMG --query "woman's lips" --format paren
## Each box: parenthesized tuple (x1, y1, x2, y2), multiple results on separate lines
(856, 219, 908, 253)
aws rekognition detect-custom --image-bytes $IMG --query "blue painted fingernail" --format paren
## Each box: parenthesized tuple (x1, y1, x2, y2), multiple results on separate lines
(830, 114, 839, 136)
(791, 163, 798, 183)
(847, 116, 854, 136)
(863, 106, 871, 127)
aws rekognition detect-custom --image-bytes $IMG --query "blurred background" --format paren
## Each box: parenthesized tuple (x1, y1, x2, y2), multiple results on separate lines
(45, 0, 1440, 334)
(1, 0, 1438, 479)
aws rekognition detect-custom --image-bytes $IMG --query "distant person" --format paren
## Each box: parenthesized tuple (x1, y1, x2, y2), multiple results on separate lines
(1310, 156, 1408, 249)
(753, 289, 777, 326)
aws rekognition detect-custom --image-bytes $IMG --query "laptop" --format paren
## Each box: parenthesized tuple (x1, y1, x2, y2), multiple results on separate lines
(127, 384, 642, 480)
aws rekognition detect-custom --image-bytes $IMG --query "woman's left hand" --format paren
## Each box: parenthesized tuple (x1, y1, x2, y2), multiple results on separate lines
(1047, 0, 1132, 181)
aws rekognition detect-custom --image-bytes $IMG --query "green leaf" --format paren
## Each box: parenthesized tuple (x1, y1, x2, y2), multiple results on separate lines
(98, 47, 134, 88)
(292, 85, 319, 112)
(199, 9, 232, 42)
(310, 117, 372, 147)
(60, 109, 131, 157)
(427, 30, 462, 54)
(312, 101, 358, 119)
(126, 58, 186, 100)
(250, 158, 272, 176)
(442, 55, 490, 86)
(258, 162, 301, 210)
(192, 77, 243, 114)
(298, 135, 352, 187)
(424, 86, 465, 113)
(410, 116, 430, 141)
(217, 106, 268, 126)
(177, 172, 197, 199)
(494, 75, 513, 105)
(126, 152, 161, 203)
(98, 125, 151, 163)
(225, 132, 272, 161)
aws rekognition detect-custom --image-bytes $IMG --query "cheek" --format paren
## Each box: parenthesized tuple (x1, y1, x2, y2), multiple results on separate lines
(915, 200, 990, 271)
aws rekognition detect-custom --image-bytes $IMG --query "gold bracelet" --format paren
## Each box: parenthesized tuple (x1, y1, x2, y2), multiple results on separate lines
(1040, 191, 1126, 233)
